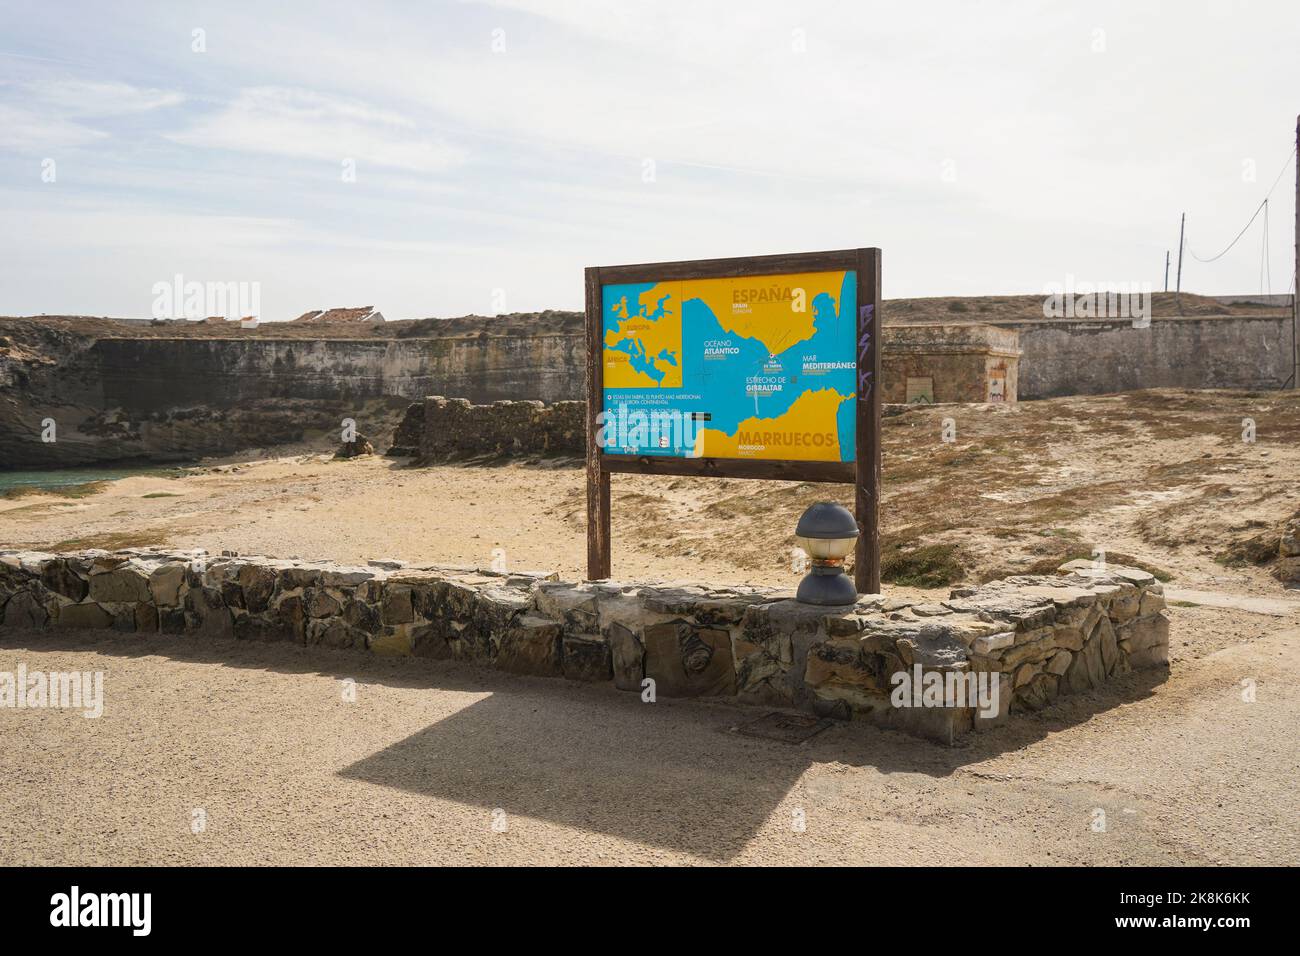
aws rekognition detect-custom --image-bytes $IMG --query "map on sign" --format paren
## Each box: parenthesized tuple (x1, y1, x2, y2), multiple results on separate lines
(600, 270, 857, 462)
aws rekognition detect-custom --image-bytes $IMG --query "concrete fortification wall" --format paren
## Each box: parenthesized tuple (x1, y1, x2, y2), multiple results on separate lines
(993, 315, 1294, 399)
(3, 303, 1293, 468)
(0, 317, 585, 468)
(90, 335, 583, 411)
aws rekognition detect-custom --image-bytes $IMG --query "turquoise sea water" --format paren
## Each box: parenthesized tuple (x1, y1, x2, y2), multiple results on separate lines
(0, 466, 178, 496)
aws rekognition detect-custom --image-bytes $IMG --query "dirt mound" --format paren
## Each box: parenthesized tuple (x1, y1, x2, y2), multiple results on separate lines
(5, 291, 1281, 342)
(884, 291, 1286, 325)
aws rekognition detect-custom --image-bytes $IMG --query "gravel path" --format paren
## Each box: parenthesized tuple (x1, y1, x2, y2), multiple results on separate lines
(1, 613, 1296, 866)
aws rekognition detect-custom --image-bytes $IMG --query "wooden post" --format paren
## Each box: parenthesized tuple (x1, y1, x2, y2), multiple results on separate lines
(855, 248, 883, 594)
(584, 267, 611, 579)
(1293, 114, 1299, 388)
(1175, 212, 1185, 313)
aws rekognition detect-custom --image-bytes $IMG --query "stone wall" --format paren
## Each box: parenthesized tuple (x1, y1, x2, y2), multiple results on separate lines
(386, 399, 424, 457)
(880, 324, 1022, 404)
(5, 308, 1292, 468)
(88, 334, 585, 412)
(0, 319, 585, 469)
(998, 315, 1294, 399)
(396, 326, 1026, 459)
(414, 396, 584, 461)
(0, 548, 1169, 743)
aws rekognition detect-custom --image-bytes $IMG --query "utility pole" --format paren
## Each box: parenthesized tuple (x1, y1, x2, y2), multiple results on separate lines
(1293, 113, 1298, 388)
(1164, 250, 1170, 292)
(1175, 212, 1186, 314)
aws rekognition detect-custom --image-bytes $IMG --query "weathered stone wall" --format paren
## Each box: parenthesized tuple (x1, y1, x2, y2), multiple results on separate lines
(0, 322, 585, 469)
(386, 400, 424, 457)
(997, 315, 1294, 399)
(415, 396, 584, 461)
(5, 308, 1291, 467)
(880, 325, 1021, 404)
(90, 336, 585, 411)
(0, 548, 1168, 743)
(399, 327, 1025, 459)
(95, 314, 1290, 404)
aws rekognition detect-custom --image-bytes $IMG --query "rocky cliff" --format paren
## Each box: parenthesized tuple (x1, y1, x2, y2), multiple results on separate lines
(4, 293, 1290, 469)
(0, 313, 584, 469)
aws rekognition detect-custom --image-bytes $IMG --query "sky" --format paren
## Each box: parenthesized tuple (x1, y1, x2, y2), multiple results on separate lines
(0, 0, 1297, 321)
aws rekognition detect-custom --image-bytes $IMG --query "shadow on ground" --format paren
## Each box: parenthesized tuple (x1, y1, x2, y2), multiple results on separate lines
(383, 454, 584, 471)
(338, 692, 809, 860)
(0, 627, 1170, 861)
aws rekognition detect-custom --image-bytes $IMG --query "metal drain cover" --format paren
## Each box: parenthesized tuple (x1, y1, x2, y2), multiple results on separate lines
(733, 711, 833, 744)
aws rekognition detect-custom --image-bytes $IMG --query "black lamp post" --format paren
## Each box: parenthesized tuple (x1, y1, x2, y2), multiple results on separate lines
(794, 502, 860, 606)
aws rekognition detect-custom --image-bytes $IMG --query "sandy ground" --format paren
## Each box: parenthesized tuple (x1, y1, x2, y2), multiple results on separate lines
(1, 388, 1298, 864)
(0, 615, 1296, 866)
(2, 389, 1296, 600)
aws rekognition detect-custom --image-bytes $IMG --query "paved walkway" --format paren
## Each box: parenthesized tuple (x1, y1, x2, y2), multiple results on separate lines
(1, 621, 1297, 865)
(1164, 586, 1300, 618)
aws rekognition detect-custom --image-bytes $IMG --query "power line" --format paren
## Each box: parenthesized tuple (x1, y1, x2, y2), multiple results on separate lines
(1187, 145, 1296, 263)
(1189, 199, 1267, 263)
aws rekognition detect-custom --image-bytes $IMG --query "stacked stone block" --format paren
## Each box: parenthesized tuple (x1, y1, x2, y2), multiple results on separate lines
(0, 549, 1169, 743)
(415, 396, 584, 462)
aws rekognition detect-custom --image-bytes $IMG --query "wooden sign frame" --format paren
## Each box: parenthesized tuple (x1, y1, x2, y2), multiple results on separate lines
(585, 247, 882, 593)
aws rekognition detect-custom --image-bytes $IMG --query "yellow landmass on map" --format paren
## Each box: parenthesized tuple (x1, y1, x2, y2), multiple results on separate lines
(694, 387, 852, 462)
(603, 282, 683, 388)
(684, 270, 847, 356)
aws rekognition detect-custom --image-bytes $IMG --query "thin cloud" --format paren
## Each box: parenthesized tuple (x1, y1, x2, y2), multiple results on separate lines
(0, 103, 107, 151)
(0, 77, 184, 151)
(33, 78, 185, 115)
(167, 86, 466, 174)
